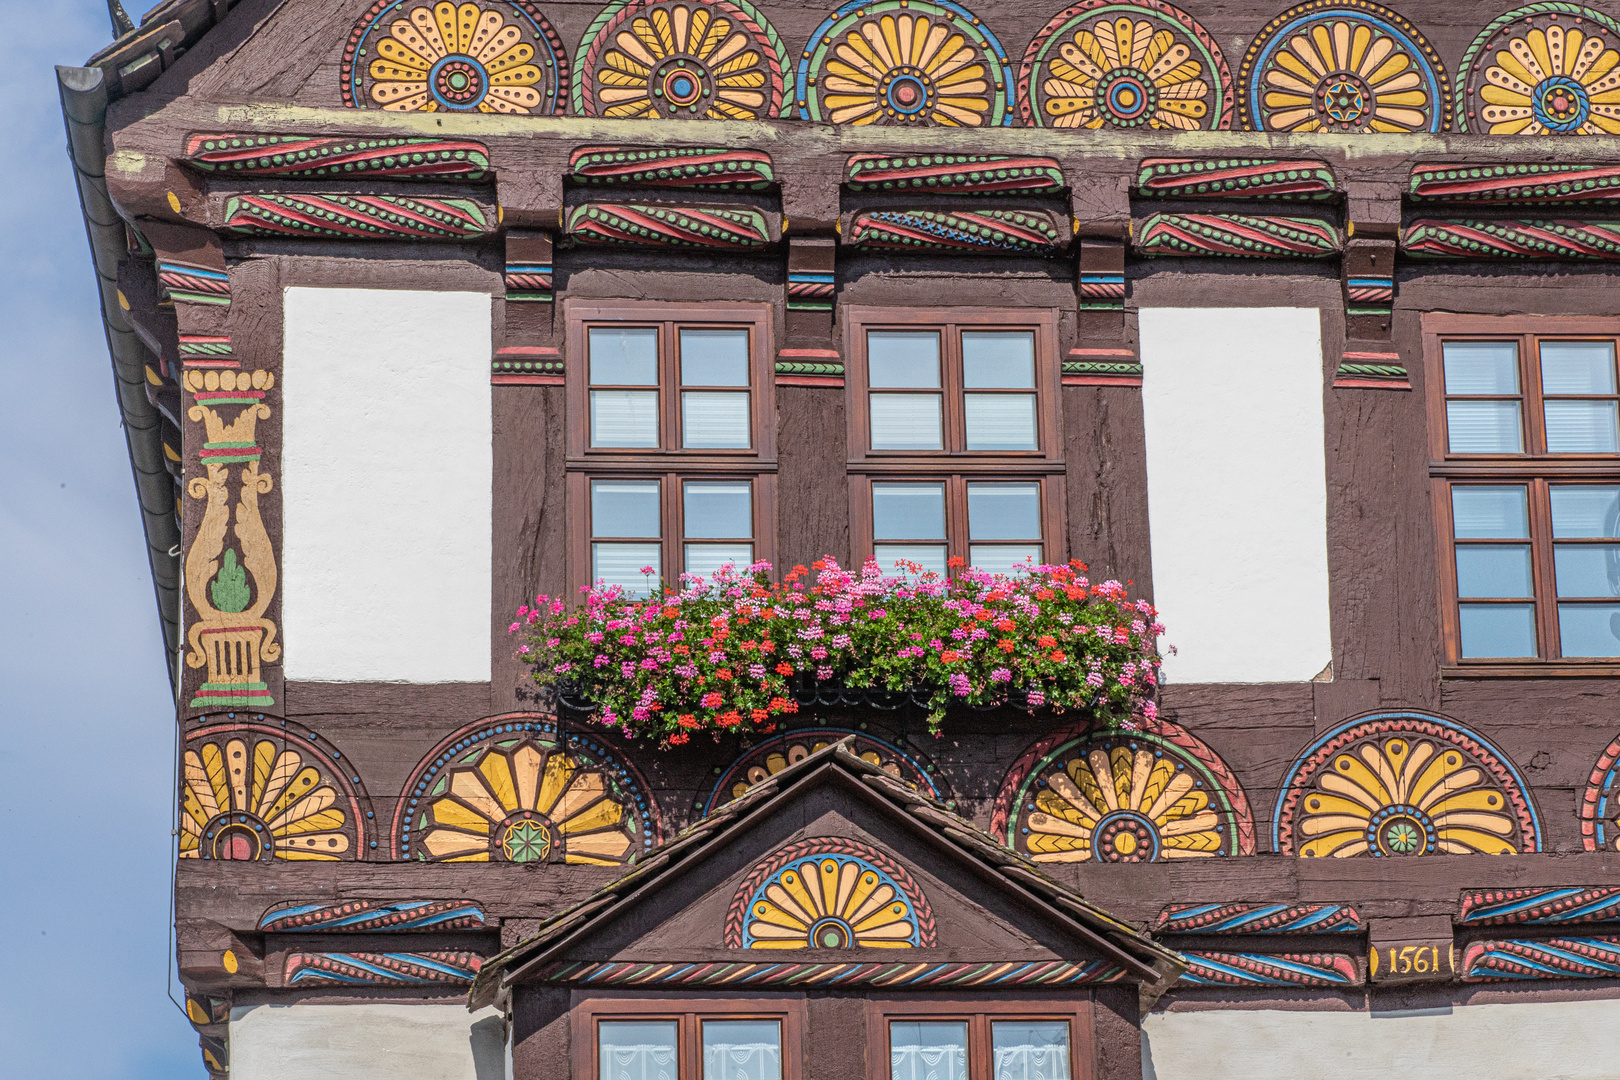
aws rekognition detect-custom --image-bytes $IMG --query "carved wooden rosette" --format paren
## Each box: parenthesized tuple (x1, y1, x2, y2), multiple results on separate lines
(1017, 0, 1233, 130)
(1453, 3, 1620, 135)
(1272, 712, 1542, 858)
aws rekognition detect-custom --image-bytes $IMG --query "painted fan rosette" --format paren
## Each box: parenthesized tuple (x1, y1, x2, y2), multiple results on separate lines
(1454, 4, 1620, 134)
(1017, 0, 1234, 129)
(342, 0, 568, 114)
(574, 0, 793, 119)
(1238, 0, 1448, 133)
(797, 0, 1014, 126)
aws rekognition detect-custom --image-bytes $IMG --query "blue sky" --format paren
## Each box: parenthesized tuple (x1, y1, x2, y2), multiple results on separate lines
(0, 1, 198, 1076)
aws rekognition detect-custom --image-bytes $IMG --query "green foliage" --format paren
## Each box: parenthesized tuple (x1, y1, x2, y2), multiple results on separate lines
(210, 549, 251, 614)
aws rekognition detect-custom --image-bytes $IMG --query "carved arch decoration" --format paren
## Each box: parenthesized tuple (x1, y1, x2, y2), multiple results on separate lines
(1237, 0, 1448, 134)
(1454, 4, 1620, 135)
(991, 716, 1256, 862)
(1577, 731, 1620, 850)
(181, 717, 371, 862)
(725, 837, 938, 949)
(1273, 712, 1542, 858)
(704, 727, 949, 815)
(797, 0, 1013, 127)
(1015, 0, 1234, 130)
(392, 713, 660, 864)
(573, 0, 793, 119)
(342, 0, 568, 115)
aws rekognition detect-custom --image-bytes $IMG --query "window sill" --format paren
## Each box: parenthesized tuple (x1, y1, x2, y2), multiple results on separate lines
(1442, 662, 1620, 678)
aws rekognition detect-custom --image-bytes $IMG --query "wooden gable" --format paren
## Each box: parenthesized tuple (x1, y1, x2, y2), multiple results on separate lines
(472, 742, 1181, 1005)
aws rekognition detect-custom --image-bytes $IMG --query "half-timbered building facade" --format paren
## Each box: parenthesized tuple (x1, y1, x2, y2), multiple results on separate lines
(57, 0, 1620, 1076)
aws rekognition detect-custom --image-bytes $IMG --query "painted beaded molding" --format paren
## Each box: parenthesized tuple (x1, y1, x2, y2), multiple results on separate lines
(1409, 162, 1620, 204)
(1135, 157, 1338, 199)
(1017, 0, 1233, 129)
(1136, 213, 1340, 257)
(798, 0, 1012, 126)
(845, 153, 1064, 193)
(1272, 712, 1542, 857)
(222, 194, 491, 241)
(726, 837, 937, 949)
(1454, 4, 1620, 134)
(574, 0, 792, 119)
(569, 146, 776, 189)
(184, 135, 491, 180)
(1402, 218, 1620, 259)
(846, 209, 1060, 253)
(1239, 0, 1448, 134)
(342, 0, 567, 114)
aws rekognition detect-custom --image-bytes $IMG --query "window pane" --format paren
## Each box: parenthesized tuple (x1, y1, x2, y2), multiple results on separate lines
(686, 544, 755, 581)
(681, 329, 750, 386)
(963, 331, 1036, 388)
(592, 543, 662, 597)
(971, 544, 1043, 574)
(1559, 604, 1620, 657)
(1555, 546, 1620, 597)
(590, 328, 658, 385)
(592, 480, 661, 537)
(1447, 401, 1523, 453)
(1443, 341, 1519, 393)
(992, 1021, 1070, 1080)
(1459, 603, 1537, 658)
(873, 482, 946, 540)
(685, 481, 752, 538)
(592, 390, 659, 447)
(965, 394, 1038, 450)
(874, 544, 947, 578)
(890, 1021, 967, 1080)
(1544, 400, 1620, 453)
(1551, 486, 1620, 538)
(1452, 486, 1529, 539)
(1456, 545, 1533, 598)
(869, 331, 941, 387)
(969, 482, 1041, 540)
(703, 1020, 781, 1080)
(871, 394, 943, 450)
(600, 1020, 678, 1080)
(683, 391, 752, 448)
(1541, 341, 1617, 394)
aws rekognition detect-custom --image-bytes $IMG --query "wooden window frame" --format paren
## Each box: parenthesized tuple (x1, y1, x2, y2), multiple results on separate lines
(569, 470, 778, 595)
(567, 301, 776, 463)
(845, 306, 1063, 466)
(865, 995, 1094, 1080)
(1423, 313, 1620, 675)
(571, 994, 806, 1080)
(567, 301, 777, 595)
(850, 473, 1067, 573)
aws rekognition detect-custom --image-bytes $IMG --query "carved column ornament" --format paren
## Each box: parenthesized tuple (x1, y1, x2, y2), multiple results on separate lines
(501, 229, 557, 386)
(1069, 236, 1138, 387)
(780, 235, 840, 388)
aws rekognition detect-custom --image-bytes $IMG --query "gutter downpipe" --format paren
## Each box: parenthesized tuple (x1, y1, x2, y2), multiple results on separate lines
(57, 64, 182, 692)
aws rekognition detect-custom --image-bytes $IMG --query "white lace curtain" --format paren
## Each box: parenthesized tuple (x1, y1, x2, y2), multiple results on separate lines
(890, 1022, 968, 1080)
(600, 1022, 679, 1080)
(990, 1021, 1070, 1080)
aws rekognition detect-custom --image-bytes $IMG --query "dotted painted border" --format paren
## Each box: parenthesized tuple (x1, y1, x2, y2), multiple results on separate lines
(705, 727, 945, 815)
(1452, 3, 1620, 132)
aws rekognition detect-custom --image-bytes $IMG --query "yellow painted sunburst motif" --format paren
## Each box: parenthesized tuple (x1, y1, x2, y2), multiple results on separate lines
(1026, 745, 1222, 862)
(1480, 24, 1620, 134)
(1298, 737, 1517, 857)
(1259, 20, 1432, 132)
(595, 2, 770, 119)
(822, 12, 992, 125)
(180, 737, 349, 861)
(416, 738, 636, 865)
(368, 1, 548, 113)
(1040, 16, 1210, 129)
(745, 856, 920, 948)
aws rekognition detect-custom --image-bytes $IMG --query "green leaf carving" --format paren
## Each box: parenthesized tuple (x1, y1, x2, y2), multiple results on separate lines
(210, 548, 251, 614)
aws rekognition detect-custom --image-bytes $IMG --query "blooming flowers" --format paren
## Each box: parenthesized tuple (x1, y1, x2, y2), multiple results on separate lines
(514, 558, 1163, 745)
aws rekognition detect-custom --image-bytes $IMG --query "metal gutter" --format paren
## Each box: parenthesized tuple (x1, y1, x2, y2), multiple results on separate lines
(57, 62, 181, 684)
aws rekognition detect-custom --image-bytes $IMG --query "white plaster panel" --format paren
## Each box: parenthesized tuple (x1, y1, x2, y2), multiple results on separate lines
(232, 1003, 505, 1080)
(1139, 308, 1330, 683)
(1143, 998, 1620, 1080)
(282, 287, 492, 682)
